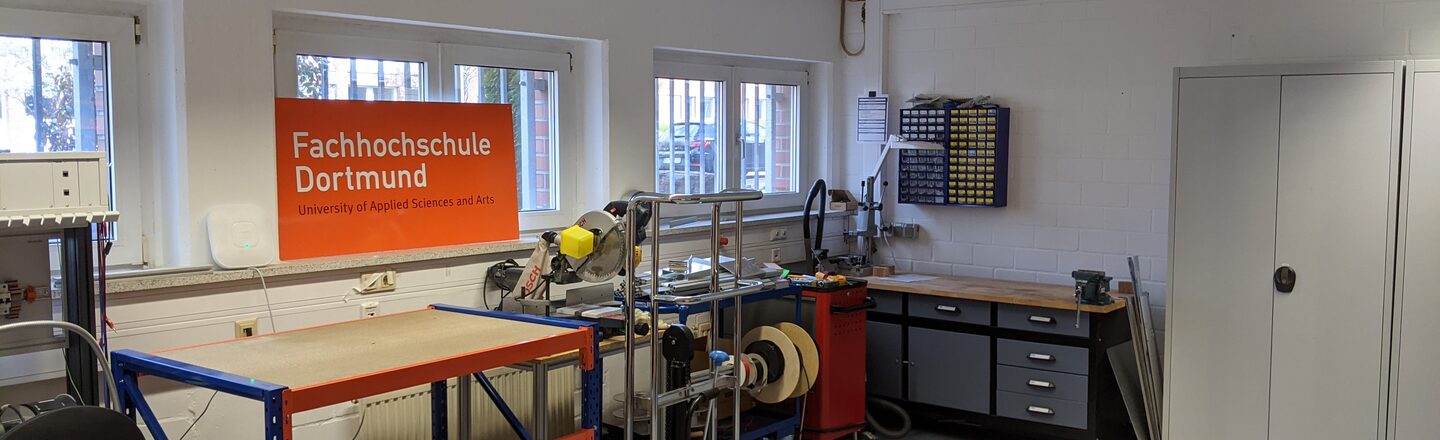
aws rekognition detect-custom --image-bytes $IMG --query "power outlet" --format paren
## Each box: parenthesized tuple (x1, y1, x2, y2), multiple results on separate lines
(770, 249, 782, 263)
(355, 270, 398, 294)
(361, 301, 379, 318)
(769, 228, 788, 241)
(234, 318, 258, 338)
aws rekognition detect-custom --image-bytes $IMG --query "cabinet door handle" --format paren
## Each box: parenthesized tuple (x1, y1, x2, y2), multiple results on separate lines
(1027, 406, 1055, 415)
(1028, 315, 1055, 324)
(935, 305, 959, 313)
(1274, 265, 1297, 293)
(1027, 379, 1055, 389)
(1027, 353, 1055, 362)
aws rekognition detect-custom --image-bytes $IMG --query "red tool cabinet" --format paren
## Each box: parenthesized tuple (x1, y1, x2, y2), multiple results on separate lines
(801, 281, 872, 440)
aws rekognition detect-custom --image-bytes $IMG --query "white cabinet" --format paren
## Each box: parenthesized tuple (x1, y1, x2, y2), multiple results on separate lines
(1392, 61, 1440, 440)
(1166, 62, 1401, 440)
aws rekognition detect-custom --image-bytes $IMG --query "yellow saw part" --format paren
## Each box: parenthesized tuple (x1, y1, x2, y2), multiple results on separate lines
(559, 225, 595, 258)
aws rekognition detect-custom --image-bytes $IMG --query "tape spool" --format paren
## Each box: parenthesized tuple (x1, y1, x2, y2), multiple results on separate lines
(742, 326, 800, 404)
(776, 322, 820, 399)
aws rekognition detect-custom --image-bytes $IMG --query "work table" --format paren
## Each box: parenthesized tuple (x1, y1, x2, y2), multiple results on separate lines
(861, 274, 1126, 314)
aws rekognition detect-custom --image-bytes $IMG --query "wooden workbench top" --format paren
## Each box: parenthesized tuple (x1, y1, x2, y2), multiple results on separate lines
(861, 274, 1127, 314)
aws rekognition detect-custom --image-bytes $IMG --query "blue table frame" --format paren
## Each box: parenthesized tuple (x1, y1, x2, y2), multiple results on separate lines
(111, 305, 602, 440)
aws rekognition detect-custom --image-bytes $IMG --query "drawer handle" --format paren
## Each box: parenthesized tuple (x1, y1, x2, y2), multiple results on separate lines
(1027, 353, 1055, 362)
(1028, 315, 1055, 324)
(1027, 406, 1055, 415)
(935, 305, 960, 313)
(1027, 379, 1055, 389)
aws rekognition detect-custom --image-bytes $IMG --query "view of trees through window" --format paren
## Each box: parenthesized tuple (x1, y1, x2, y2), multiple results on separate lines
(0, 35, 109, 154)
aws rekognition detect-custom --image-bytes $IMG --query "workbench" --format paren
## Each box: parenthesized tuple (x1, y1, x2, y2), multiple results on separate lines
(110, 305, 601, 440)
(863, 275, 1135, 440)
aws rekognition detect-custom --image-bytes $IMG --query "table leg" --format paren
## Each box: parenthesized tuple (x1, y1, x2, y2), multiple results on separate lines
(533, 363, 549, 440)
(458, 374, 473, 440)
(432, 381, 448, 440)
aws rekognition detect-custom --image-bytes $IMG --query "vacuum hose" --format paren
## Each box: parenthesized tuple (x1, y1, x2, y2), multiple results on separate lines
(865, 397, 912, 439)
(802, 180, 828, 269)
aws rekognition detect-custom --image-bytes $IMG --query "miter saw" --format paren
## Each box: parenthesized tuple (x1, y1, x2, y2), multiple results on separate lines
(512, 200, 652, 313)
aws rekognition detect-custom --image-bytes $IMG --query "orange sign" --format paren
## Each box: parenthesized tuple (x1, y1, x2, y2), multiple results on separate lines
(274, 98, 519, 260)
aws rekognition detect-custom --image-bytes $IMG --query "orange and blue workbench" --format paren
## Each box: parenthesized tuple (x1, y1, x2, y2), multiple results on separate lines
(110, 304, 601, 440)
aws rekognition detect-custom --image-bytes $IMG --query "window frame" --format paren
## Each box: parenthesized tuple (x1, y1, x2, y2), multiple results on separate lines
(274, 32, 579, 232)
(654, 61, 810, 215)
(439, 44, 577, 230)
(0, 8, 144, 265)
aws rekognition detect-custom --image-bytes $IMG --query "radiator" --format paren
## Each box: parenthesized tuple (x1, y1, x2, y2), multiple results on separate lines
(359, 366, 578, 439)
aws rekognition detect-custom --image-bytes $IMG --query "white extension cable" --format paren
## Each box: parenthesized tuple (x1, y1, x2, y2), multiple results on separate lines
(0, 320, 120, 410)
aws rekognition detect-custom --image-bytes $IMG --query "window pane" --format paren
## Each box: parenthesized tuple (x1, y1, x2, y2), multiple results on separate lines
(655, 78, 723, 194)
(295, 55, 424, 101)
(740, 83, 798, 194)
(0, 36, 109, 154)
(455, 65, 557, 212)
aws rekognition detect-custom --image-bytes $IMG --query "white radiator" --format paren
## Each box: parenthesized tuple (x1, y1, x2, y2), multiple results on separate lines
(359, 367, 579, 439)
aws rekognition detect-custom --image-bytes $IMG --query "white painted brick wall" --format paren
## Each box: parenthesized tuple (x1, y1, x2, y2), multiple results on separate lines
(850, 0, 1440, 339)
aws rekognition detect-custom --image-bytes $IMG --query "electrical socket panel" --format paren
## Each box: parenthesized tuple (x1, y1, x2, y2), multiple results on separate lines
(361, 301, 379, 318)
(356, 270, 397, 294)
(769, 228, 788, 241)
(771, 249, 783, 263)
(890, 223, 920, 239)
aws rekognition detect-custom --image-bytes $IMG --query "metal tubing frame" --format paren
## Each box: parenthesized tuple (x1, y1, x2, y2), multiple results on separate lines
(111, 305, 601, 440)
(624, 189, 817, 440)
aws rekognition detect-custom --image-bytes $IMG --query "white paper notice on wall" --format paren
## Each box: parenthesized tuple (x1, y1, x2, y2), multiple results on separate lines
(857, 94, 889, 143)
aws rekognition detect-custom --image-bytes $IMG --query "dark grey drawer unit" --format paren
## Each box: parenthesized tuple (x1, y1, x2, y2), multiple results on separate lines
(909, 294, 991, 325)
(997, 303, 1090, 338)
(996, 365, 1089, 402)
(871, 290, 903, 315)
(908, 327, 990, 413)
(867, 322, 903, 399)
(996, 339, 1090, 375)
(996, 391, 1089, 430)
(864, 284, 1133, 440)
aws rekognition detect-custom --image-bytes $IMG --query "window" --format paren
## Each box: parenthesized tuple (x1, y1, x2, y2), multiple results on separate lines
(654, 61, 808, 210)
(275, 31, 576, 229)
(0, 8, 143, 266)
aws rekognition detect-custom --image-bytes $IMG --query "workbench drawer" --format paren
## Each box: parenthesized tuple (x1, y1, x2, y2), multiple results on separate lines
(909, 294, 991, 325)
(997, 304, 1089, 338)
(996, 339, 1089, 375)
(996, 365, 1089, 402)
(996, 391, 1088, 430)
(870, 290, 903, 315)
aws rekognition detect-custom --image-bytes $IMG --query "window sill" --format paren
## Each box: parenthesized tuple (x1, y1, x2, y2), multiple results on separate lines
(106, 208, 852, 295)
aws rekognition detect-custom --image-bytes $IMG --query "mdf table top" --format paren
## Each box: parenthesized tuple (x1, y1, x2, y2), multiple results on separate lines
(862, 274, 1126, 314)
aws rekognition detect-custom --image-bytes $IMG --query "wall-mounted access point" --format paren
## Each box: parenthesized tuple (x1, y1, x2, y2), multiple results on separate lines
(207, 204, 276, 269)
(234, 318, 258, 338)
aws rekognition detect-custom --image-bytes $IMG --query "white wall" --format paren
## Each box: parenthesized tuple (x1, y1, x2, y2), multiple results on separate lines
(839, 0, 1440, 340)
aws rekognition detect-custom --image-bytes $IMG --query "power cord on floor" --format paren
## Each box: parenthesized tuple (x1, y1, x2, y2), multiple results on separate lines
(350, 406, 366, 440)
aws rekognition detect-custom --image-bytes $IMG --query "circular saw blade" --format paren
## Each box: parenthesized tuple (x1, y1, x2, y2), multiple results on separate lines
(570, 210, 627, 283)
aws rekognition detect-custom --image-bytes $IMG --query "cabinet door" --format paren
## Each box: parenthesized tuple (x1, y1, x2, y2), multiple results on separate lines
(866, 321, 902, 399)
(908, 327, 989, 413)
(1271, 73, 1397, 440)
(1167, 75, 1281, 440)
(1392, 69, 1440, 439)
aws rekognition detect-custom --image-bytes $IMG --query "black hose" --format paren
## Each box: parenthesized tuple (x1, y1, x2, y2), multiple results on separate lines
(865, 397, 912, 439)
(802, 180, 828, 269)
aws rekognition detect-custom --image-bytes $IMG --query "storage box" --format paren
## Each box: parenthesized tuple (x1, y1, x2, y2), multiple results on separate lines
(828, 190, 858, 211)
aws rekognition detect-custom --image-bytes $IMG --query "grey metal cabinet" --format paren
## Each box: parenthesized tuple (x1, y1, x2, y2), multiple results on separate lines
(1392, 61, 1440, 440)
(907, 327, 989, 413)
(866, 321, 903, 399)
(1168, 62, 1401, 440)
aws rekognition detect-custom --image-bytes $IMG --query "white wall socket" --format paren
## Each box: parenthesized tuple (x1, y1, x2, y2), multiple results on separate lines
(769, 228, 788, 241)
(361, 301, 379, 318)
(355, 270, 397, 294)
(771, 249, 782, 263)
